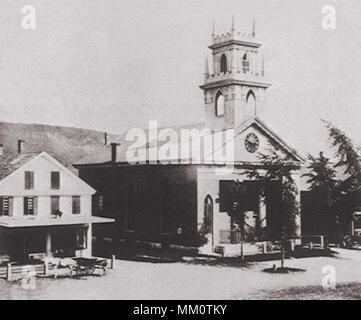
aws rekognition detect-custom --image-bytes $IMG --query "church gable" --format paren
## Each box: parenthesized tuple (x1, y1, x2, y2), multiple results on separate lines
(233, 117, 304, 164)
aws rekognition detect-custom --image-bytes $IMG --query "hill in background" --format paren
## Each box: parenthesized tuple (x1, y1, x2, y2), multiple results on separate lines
(0, 122, 121, 166)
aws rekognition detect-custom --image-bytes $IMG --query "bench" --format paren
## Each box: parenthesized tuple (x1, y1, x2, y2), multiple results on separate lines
(301, 235, 325, 249)
(214, 246, 225, 257)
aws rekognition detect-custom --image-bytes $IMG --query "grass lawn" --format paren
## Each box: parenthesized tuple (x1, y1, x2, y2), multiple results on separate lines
(1, 248, 361, 300)
(248, 282, 361, 300)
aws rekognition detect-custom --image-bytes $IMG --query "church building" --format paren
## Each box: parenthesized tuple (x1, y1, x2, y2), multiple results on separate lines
(75, 21, 305, 256)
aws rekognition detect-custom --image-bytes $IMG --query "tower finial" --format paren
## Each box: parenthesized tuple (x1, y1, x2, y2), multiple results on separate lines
(212, 19, 215, 38)
(231, 16, 235, 32)
(261, 54, 265, 76)
(252, 18, 256, 37)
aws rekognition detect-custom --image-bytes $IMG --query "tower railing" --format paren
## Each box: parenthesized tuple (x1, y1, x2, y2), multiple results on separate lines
(212, 31, 256, 45)
(204, 69, 267, 85)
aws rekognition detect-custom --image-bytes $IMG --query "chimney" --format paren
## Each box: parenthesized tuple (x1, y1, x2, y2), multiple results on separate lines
(104, 132, 108, 146)
(110, 143, 120, 162)
(18, 140, 25, 154)
(0, 144, 3, 156)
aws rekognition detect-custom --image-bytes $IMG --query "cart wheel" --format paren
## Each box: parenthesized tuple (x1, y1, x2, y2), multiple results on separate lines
(68, 267, 74, 278)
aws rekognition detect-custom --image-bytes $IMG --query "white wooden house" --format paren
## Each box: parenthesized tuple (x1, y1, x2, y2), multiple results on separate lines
(0, 151, 113, 262)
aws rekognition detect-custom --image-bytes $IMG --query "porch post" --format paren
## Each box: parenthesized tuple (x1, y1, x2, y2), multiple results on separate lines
(292, 171, 302, 241)
(45, 230, 52, 257)
(6, 263, 12, 281)
(85, 224, 92, 258)
(259, 195, 267, 232)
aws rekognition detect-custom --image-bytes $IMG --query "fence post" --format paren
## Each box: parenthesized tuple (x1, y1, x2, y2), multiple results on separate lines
(6, 263, 11, 281)
(262, 242, 267, 254)
(290, 240, 295, 252)
(44, 261, 49, 276)
(111, 254, 115, 270)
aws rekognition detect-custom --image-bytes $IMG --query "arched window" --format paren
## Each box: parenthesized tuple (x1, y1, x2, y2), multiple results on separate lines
(246, 90, 256, 119)
(215, 91, 225, 117)
(220, 54, 227, 73)
(203, 195, 213, 235)
(242, 53, 250, 73)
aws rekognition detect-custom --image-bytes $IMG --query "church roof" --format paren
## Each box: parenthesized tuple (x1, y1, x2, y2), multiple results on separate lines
(74, 116, 304, 167)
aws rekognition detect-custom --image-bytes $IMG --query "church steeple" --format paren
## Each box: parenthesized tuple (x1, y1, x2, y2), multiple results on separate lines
(200, 18, 271, 130)
(212, 19, 215, 40)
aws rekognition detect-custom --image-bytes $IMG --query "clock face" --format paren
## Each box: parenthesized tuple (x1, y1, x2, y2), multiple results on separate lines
(244, 133, 259, 153)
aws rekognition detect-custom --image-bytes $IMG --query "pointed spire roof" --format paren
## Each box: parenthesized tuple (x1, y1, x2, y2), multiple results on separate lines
(231, 16, 235, 32)
(252, 18, 256, 37)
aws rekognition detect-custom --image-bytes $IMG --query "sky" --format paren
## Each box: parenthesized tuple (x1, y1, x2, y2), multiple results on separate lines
(0, 0, 360, 157)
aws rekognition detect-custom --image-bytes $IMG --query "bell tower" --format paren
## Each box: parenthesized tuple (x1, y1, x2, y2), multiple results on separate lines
(200, 19, 271, 130)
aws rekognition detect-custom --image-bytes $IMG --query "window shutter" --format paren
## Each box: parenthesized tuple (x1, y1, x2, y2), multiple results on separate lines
(32, 197, 38, 216)
(25, 172, 29, 189)
(98, 195, 104, 212)
(72, 196, 75, 214)
(51, 197, 55, 215)
(0, 197, 3, 216)
(8, 197, 13, 217)
(24, 197, 28, 215)
(30, 172, 34, 189)
(77, 197, 81, 214)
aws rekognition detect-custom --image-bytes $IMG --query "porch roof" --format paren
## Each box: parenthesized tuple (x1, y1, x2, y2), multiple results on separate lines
(0, 215, 114, 228)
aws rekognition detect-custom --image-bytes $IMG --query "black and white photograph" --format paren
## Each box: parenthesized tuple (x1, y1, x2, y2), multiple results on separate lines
(0, 0, 360, 304)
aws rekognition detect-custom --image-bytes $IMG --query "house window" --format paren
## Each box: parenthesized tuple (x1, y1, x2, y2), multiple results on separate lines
(75, 228, 87, 250)
(220, 54, 227, 73)
(51, 196, 60, 216)
(0, 197, 13, 216)
(51, 171, 60, 190)
(25, 171, 34, 190)
(97, 195, 104, 212)
(72, 196, 81, 215)
(242, 53, 250, 73)
(24, 196, 37, 216)
(215, 91, 225, 117)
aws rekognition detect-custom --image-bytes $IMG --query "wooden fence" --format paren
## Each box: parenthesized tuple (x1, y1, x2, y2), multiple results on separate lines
(0, 263, 45, 281)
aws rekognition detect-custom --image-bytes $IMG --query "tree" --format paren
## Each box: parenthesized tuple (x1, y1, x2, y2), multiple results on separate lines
(323, 120, 361, 192)
(302, 152, 339, 240)
(228, 149, 300, 267)
(303, 152, 337, 193)
(322, 120, 361, 239)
